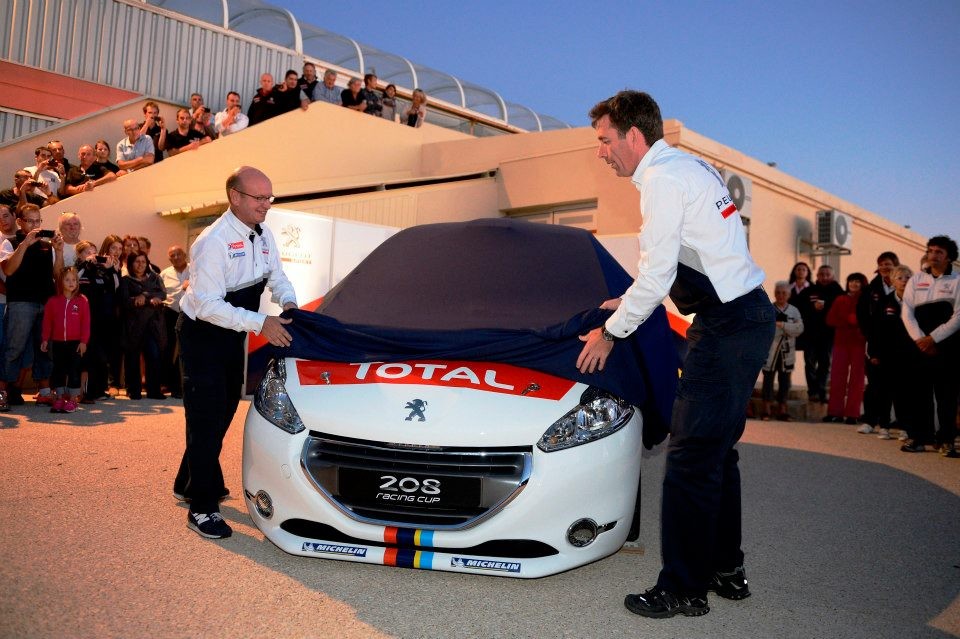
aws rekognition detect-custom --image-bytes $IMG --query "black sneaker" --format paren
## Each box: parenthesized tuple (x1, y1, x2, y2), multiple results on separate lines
(187, 511, 232, 539)
(7, 387, 24, 406)
(709, 566, 751, 600)
(900, 440, 926, 453)
(624, 587, 709, 618)
(939, 444, 959, 458)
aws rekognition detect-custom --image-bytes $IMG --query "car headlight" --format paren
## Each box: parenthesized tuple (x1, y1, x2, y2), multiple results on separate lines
(254, 358, 305, 434)
(537, 388, 633, 452)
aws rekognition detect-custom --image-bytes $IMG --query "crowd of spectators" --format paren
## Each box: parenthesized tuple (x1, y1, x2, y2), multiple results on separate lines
(243, 63, 429, 127)
(6, 62, 954, 455)
(0, 62, 432, 416)
(761, 240, 959, 459)
(1, 62, 430, 211)
(0, 205, 189, 413)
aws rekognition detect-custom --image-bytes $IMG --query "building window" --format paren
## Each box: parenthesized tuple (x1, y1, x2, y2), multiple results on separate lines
(509, 202, 598, 232)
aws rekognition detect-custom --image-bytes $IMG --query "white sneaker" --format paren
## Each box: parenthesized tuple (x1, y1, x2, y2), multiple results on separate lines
(898, 430, 909, 441)
(877, 428, 892, 440)
(856, 424, 874, 434)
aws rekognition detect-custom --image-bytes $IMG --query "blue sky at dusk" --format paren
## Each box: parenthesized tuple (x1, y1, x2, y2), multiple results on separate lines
(271, 0, 959, 241)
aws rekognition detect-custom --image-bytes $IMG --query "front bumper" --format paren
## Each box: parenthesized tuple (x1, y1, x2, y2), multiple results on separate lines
(242, 410, 643, 578)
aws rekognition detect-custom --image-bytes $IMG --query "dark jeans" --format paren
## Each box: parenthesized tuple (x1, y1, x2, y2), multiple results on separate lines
(910, 351, 959, 447)
(861, 359, 894, 427)
(3, 301, 52, 383)
(655, 288, 775, 598)
(761, 368, 791, 405)
(82, 319, 110, 399)
(173, 315, 245, 513)
(49, 340, 83, 390)
(124, 334, 162, 398)
(802, 341, 832, 402)
(105, 316, 123, 389)
(162, 308, 182, 395)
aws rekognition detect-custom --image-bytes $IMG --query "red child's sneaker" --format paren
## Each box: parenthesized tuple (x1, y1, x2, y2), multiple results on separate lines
(35, 393, 55, 406)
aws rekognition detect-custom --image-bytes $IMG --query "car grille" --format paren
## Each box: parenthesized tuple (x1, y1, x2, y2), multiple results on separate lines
(301, 431, 532, 530)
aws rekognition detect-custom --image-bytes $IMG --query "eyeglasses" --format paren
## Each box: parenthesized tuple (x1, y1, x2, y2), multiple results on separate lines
(21, 218, 42, 225)
(231, 188, 275, 205)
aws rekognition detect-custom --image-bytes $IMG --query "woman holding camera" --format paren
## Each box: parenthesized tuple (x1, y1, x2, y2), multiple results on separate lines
(76, 241, 119, 402)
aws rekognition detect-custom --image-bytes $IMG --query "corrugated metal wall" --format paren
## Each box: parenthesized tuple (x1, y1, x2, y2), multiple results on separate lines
(296, 193, 420, 229)
(0, 108, 61, 141)
(1, 0, 301, 127)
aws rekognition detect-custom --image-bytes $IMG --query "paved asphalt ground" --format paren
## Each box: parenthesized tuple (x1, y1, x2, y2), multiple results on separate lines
(1, 397, 958, 639)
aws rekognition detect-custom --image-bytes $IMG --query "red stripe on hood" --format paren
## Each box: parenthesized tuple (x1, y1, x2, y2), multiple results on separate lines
(296, 359, 575, 399)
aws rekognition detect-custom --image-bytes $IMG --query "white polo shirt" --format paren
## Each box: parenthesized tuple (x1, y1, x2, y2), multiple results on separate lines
(179, 209, 297, 333)
(605, 139, 765, 337)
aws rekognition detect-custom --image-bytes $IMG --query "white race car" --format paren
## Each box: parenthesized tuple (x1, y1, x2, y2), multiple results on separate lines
(243, 219, 677, 577)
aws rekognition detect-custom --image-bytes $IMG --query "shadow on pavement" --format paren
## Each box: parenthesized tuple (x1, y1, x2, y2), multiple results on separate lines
(217, 441, 960, 639)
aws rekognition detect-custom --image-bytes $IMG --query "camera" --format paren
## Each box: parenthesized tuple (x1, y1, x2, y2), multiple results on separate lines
(36, 230, 56, 239)
(95, 255, 108, 264)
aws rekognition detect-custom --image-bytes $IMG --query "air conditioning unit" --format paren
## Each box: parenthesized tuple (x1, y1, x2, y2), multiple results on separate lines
(816, 210, 853, 249)
(720, 169, 752, 219)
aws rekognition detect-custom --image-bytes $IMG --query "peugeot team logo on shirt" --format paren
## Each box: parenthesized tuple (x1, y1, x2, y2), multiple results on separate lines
(404, 399, 428, 422)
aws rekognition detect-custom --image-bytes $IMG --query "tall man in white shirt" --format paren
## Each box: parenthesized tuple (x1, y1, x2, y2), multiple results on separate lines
(173, 167, 297, 539)
(900, 235, 960, 457)
(576, 91, 774, 619)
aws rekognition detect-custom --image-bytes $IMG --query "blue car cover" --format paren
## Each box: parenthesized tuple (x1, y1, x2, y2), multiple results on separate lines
(271, 218, 679, 449)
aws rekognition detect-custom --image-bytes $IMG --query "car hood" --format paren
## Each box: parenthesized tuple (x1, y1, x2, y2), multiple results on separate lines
(285, 358, 585, 447)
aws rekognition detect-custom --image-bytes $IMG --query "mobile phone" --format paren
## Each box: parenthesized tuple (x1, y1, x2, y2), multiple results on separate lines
(36, 229, 56, 238)
(95, 255, 108, 263)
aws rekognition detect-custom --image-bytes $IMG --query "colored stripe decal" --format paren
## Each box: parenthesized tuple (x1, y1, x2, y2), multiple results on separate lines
(386, 526, 435, 547)
(384, 527, 398, 545)
(414, 530, 434, 547)
(397, 528, 417, 546)
(720, 204, 738, 219)
(666, 311, 690, 338)
(414, 551, 434, 569)
(296, 359, 575, 400)
(396, 548, 417, 568)
(383, 547, 398, 566)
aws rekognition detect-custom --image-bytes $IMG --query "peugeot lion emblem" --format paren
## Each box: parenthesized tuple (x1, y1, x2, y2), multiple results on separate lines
(404, 399, 428, 422)
(281, 224, 302, 248)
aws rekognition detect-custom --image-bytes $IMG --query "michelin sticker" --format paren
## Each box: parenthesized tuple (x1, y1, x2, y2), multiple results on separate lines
(450, 557, 521, 573)
(302, 542, 367, 557)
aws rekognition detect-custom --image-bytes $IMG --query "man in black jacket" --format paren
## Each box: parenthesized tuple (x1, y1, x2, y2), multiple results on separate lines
(857, 252, 899, 433)
(795, 264, 844, 404)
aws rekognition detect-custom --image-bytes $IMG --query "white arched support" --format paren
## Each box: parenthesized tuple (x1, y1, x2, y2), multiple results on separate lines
(400, 55, 418, 90)
(229, 7, 301, 53)
(347, 36, 364, 76)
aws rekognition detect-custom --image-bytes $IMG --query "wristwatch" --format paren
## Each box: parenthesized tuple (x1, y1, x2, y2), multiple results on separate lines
(601, 327, 618, 342)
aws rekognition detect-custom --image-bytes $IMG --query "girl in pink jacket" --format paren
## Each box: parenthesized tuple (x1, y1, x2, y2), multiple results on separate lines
(41, 267, 90, 413)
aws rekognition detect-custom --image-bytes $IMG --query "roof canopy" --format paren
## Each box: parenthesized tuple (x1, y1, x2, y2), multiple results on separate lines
(146, 0, 568, 131)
